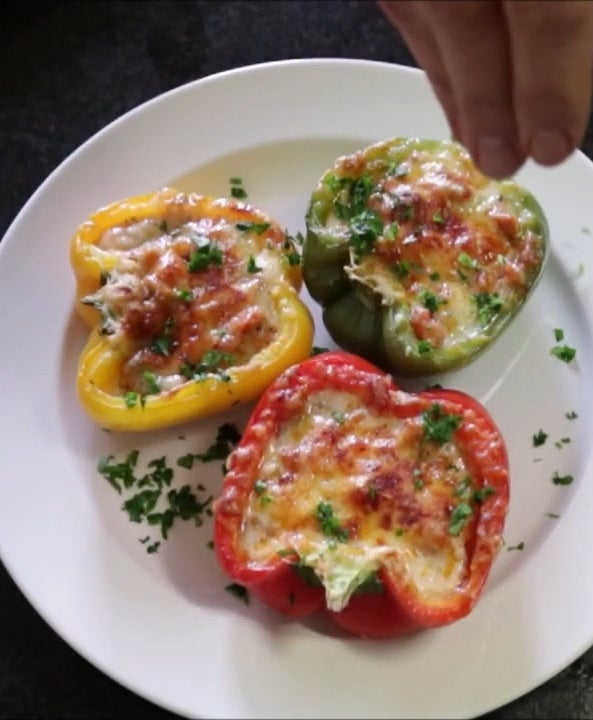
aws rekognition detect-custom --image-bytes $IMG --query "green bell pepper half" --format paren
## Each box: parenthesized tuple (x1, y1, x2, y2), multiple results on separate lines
(302, 137, 549, 376)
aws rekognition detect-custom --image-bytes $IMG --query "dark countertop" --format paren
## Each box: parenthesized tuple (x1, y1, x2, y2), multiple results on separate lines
(2, 1, 593, 718)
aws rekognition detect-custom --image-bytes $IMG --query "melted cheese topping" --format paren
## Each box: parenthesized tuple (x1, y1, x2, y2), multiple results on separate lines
(240, 389, 473, 611)
(330, 142, 546, 350)
(84, 207, 286, 395)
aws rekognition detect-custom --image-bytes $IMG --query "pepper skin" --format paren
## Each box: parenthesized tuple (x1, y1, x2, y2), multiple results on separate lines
(214, 351, 509, 639)
(71, 188, 313, 432)
(302, 137, 549, 375)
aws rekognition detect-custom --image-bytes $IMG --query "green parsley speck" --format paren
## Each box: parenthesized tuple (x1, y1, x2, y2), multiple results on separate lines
(507, 542, 525, 552)
(552, 472, 574, 486)
(225, 583, 249, 604)
(532, 429, 548, 447)
(551, 344, 576, 363)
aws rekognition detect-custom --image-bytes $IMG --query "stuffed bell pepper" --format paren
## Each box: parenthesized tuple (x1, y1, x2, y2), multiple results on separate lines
(302, 137, 549, 375)
(71, 188, 313, 431)
(214, 351, 509, 639)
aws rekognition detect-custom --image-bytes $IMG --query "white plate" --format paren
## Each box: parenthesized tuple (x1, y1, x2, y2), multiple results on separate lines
(1, 58, 593, 720)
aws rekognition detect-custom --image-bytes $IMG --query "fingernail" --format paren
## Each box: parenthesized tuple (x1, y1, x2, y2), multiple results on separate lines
(530, 130, 572, 166)
(477, 136, 523, 179)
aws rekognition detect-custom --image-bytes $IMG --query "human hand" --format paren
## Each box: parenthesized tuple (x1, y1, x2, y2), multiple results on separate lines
(379, 0, 593, 178)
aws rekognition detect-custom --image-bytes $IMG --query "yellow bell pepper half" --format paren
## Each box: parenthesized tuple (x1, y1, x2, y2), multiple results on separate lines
(70, 188, 314, 432)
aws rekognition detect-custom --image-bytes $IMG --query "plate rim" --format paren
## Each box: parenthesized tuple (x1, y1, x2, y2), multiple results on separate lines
(2, 56, 593, 719)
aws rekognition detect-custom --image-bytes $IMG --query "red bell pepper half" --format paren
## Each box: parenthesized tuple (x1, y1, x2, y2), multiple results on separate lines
(213, 351, 509, 639)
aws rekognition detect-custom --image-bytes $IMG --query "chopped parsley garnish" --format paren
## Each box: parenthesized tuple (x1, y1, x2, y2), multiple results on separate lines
(230, 177, 242, 185)
(176, 453, 195, 470)
(532, 429, 548, 447)
(145, 456, 174, 489)
(349, 209, 384, 257)
(236, 221, 270, 235)
(419, 289, 445, 314)
(151, 335, 171, 356)
(349, 175, 374, 216)
(231, 186, 247, 199)
(247, 255, 262, 273)
(551, 344, 576, 363)
(432, 212, 445, 225)
(552, 472, 574, 486)
(286, 251, 301, 266)
(180, 350, 235, 382)
(384, 222, 399, 241)
(151, 317, 175, 357)
(225, 583, 249, 604)
(448, 503, 472, 536)
(473, 292, 503, 326)
(142, 370, 160, 395)
(289, 230, 305, 246)
(187, 240, 223, 272)
(330, 411, 345, 424)
(97, 450, 139, 493)
(413, 479, 424, 491)
(566, 411, 578, 420)
(458, 252, 479, 270)
(282, 235, 302, 266)
(422, 403, 462, 444)
(555, 437, 571, 449)
(201, 349, 234, 370)
(123, 489, 161, 523)
(168, 484, 212, 522)
(473, 486, 496, 502)
(194, 423, 241, 463)
(507, 542, 525, 552)
(554, 328, 565, 342)
(146, 541, 161, 554)
(316, 501, 349, 543)
(395, 527, 405, 536)
(99, 448, 214, 551)
(392, 260, 411, 279)
(452, 477, 494, 504)
(175, 288, 193, 302)
(429, 271, 440, 281)
(253, 479, 267, 495)
(159, 220, 168, 233)
(124, 391, 140, 409)
(417, 340, 432, 355)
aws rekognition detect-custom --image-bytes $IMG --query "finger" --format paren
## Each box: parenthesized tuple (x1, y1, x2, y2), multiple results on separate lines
(378, 1, 461, 140)
(504, 0, 593, 166)
(413, 1, 524, 179)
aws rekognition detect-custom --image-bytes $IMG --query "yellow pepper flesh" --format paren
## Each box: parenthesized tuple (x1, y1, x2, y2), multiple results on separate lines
(71, 188, 314, 432)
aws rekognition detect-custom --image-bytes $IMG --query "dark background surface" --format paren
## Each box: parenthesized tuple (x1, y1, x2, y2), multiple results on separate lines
(2, 1, 593, 718)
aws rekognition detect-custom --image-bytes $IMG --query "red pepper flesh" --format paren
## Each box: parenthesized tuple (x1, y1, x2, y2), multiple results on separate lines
(214, 351, 509, 638)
